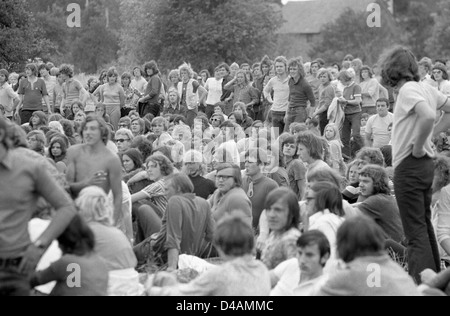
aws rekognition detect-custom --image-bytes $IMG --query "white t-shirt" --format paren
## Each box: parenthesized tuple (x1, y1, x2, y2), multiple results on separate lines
(205, 78, 223, 105)
(365, 112, 394, 148)
(271, 258, 326, 296)
(131, 77, 147, 94)
(392, 81, 448, 168)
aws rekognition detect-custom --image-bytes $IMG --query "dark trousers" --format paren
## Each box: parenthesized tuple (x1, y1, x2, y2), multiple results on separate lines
(139, 102, 160, 118)
(19, 110, 37, 125)
(0, 268, 30, 296)
(270, 111, 286, 138)
(319, 112, 329, 136)
(342, 112, 362, 158)
(206, 104, 215, 119)
(285, 106, 308, 132)
(394, 154, 441, 283)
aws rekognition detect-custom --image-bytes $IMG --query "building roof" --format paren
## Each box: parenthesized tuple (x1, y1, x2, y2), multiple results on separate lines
(278, 0, 376, 34)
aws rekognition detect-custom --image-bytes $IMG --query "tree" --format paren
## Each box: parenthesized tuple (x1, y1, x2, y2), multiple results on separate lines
(119, 0, 283, 72)
(71, 1, 121, 73)
(425, 0, 450, 60)
(309, 4, 400, 65)
(0, 0, 54, 71)
(396, 1, 434, 59)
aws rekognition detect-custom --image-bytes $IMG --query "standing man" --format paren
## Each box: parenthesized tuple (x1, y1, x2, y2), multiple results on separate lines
(138, 60, 162, 117)
(0, 118, 76, 296)
(177, 65, 206, 128)
(242, 148, 279, 231)
(38, 63, 57, 114)
(286, 58, 315, 130)
(66, 116, 123, 228)
(15, 63, 51, 124)
(364, 98, 394, 148)
(264, 56, 290, 136)
(307, 60, 321, 117)
(381, 46, 450, 283)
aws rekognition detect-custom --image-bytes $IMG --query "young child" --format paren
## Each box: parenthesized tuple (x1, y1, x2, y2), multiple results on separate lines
(306, 117, 321, 136)
(323, 123, 346, 175)
(30, 215, 109, 296)
(360, 113, 370, 139)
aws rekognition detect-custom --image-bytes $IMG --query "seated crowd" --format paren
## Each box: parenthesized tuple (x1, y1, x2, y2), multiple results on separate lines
(1, 50, 450, 296)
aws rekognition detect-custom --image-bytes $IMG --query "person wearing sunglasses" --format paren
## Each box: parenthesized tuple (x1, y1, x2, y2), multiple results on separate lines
(115, 128, 134, 154)
(242, 148, 278, 232)
(208, 163, 252, 228)
(432, 64, 450, 96)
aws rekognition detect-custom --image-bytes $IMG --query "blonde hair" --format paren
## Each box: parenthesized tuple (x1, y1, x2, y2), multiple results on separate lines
(324, 123, 343, 147)
(76, 186, 113, 226)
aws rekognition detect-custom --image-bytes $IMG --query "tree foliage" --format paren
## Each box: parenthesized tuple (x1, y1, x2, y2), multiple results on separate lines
(309, 4, 400, 65)
(119, 0, 283, 72)
(0, 0, 54, 71)
(425, 0, 450, 60)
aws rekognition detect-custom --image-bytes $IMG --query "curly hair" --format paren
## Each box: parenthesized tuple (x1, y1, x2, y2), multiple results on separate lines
(146, 153, 174, 176)
(358, 164, 391, 195)
(59, 64, 74, 78)
(356, 147, 385, 166)
(296, 131, 324, 160)
(433, 155, 450, 193)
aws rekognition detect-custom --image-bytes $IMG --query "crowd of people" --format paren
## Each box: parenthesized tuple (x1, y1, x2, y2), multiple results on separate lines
(1, 47, 450, 296)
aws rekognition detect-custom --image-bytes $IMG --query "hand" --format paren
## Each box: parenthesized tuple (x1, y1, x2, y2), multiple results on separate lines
(412, 147, 426, 158)
(256, 237, 265, 252)
(152, 272, 178, 287)
(283, 116, 288, 124)
(421, 269, 438, 285)
(138, 97, 146, 103)
(18, 244, 46, 274)
(86, 171, 108, 187)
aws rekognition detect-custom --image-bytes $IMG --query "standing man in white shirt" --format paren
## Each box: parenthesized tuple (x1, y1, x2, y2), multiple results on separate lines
(264, 56, 290, 137)
(204, 66, 223, 119)
(364, 98, 394, 148)
(381, 46, 450, 283)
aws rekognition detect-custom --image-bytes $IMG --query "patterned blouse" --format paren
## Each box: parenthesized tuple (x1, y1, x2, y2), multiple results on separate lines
(261, 227, 301, 270)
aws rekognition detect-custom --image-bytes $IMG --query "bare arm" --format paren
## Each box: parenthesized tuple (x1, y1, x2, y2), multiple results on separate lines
(167, 249, 179, 272)
(43, 95, 51, 113)
(131, 191, 148, 203)
(414, 100, 436, 157)
(223, 77, 237, 91)
(297, 179, 306, 201)
(109, 156, 123, 225)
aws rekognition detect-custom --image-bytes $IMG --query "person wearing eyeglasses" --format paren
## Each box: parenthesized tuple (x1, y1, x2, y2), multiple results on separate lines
(242, 148, 279, 232)
(432, 64, 450, 96)
(208, 163, 252, 228)
(115, 128, 134, 155)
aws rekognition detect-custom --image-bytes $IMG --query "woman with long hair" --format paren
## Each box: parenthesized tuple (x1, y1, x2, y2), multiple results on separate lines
(323, 123, 346, 175)
(260, 188, 301, 270)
